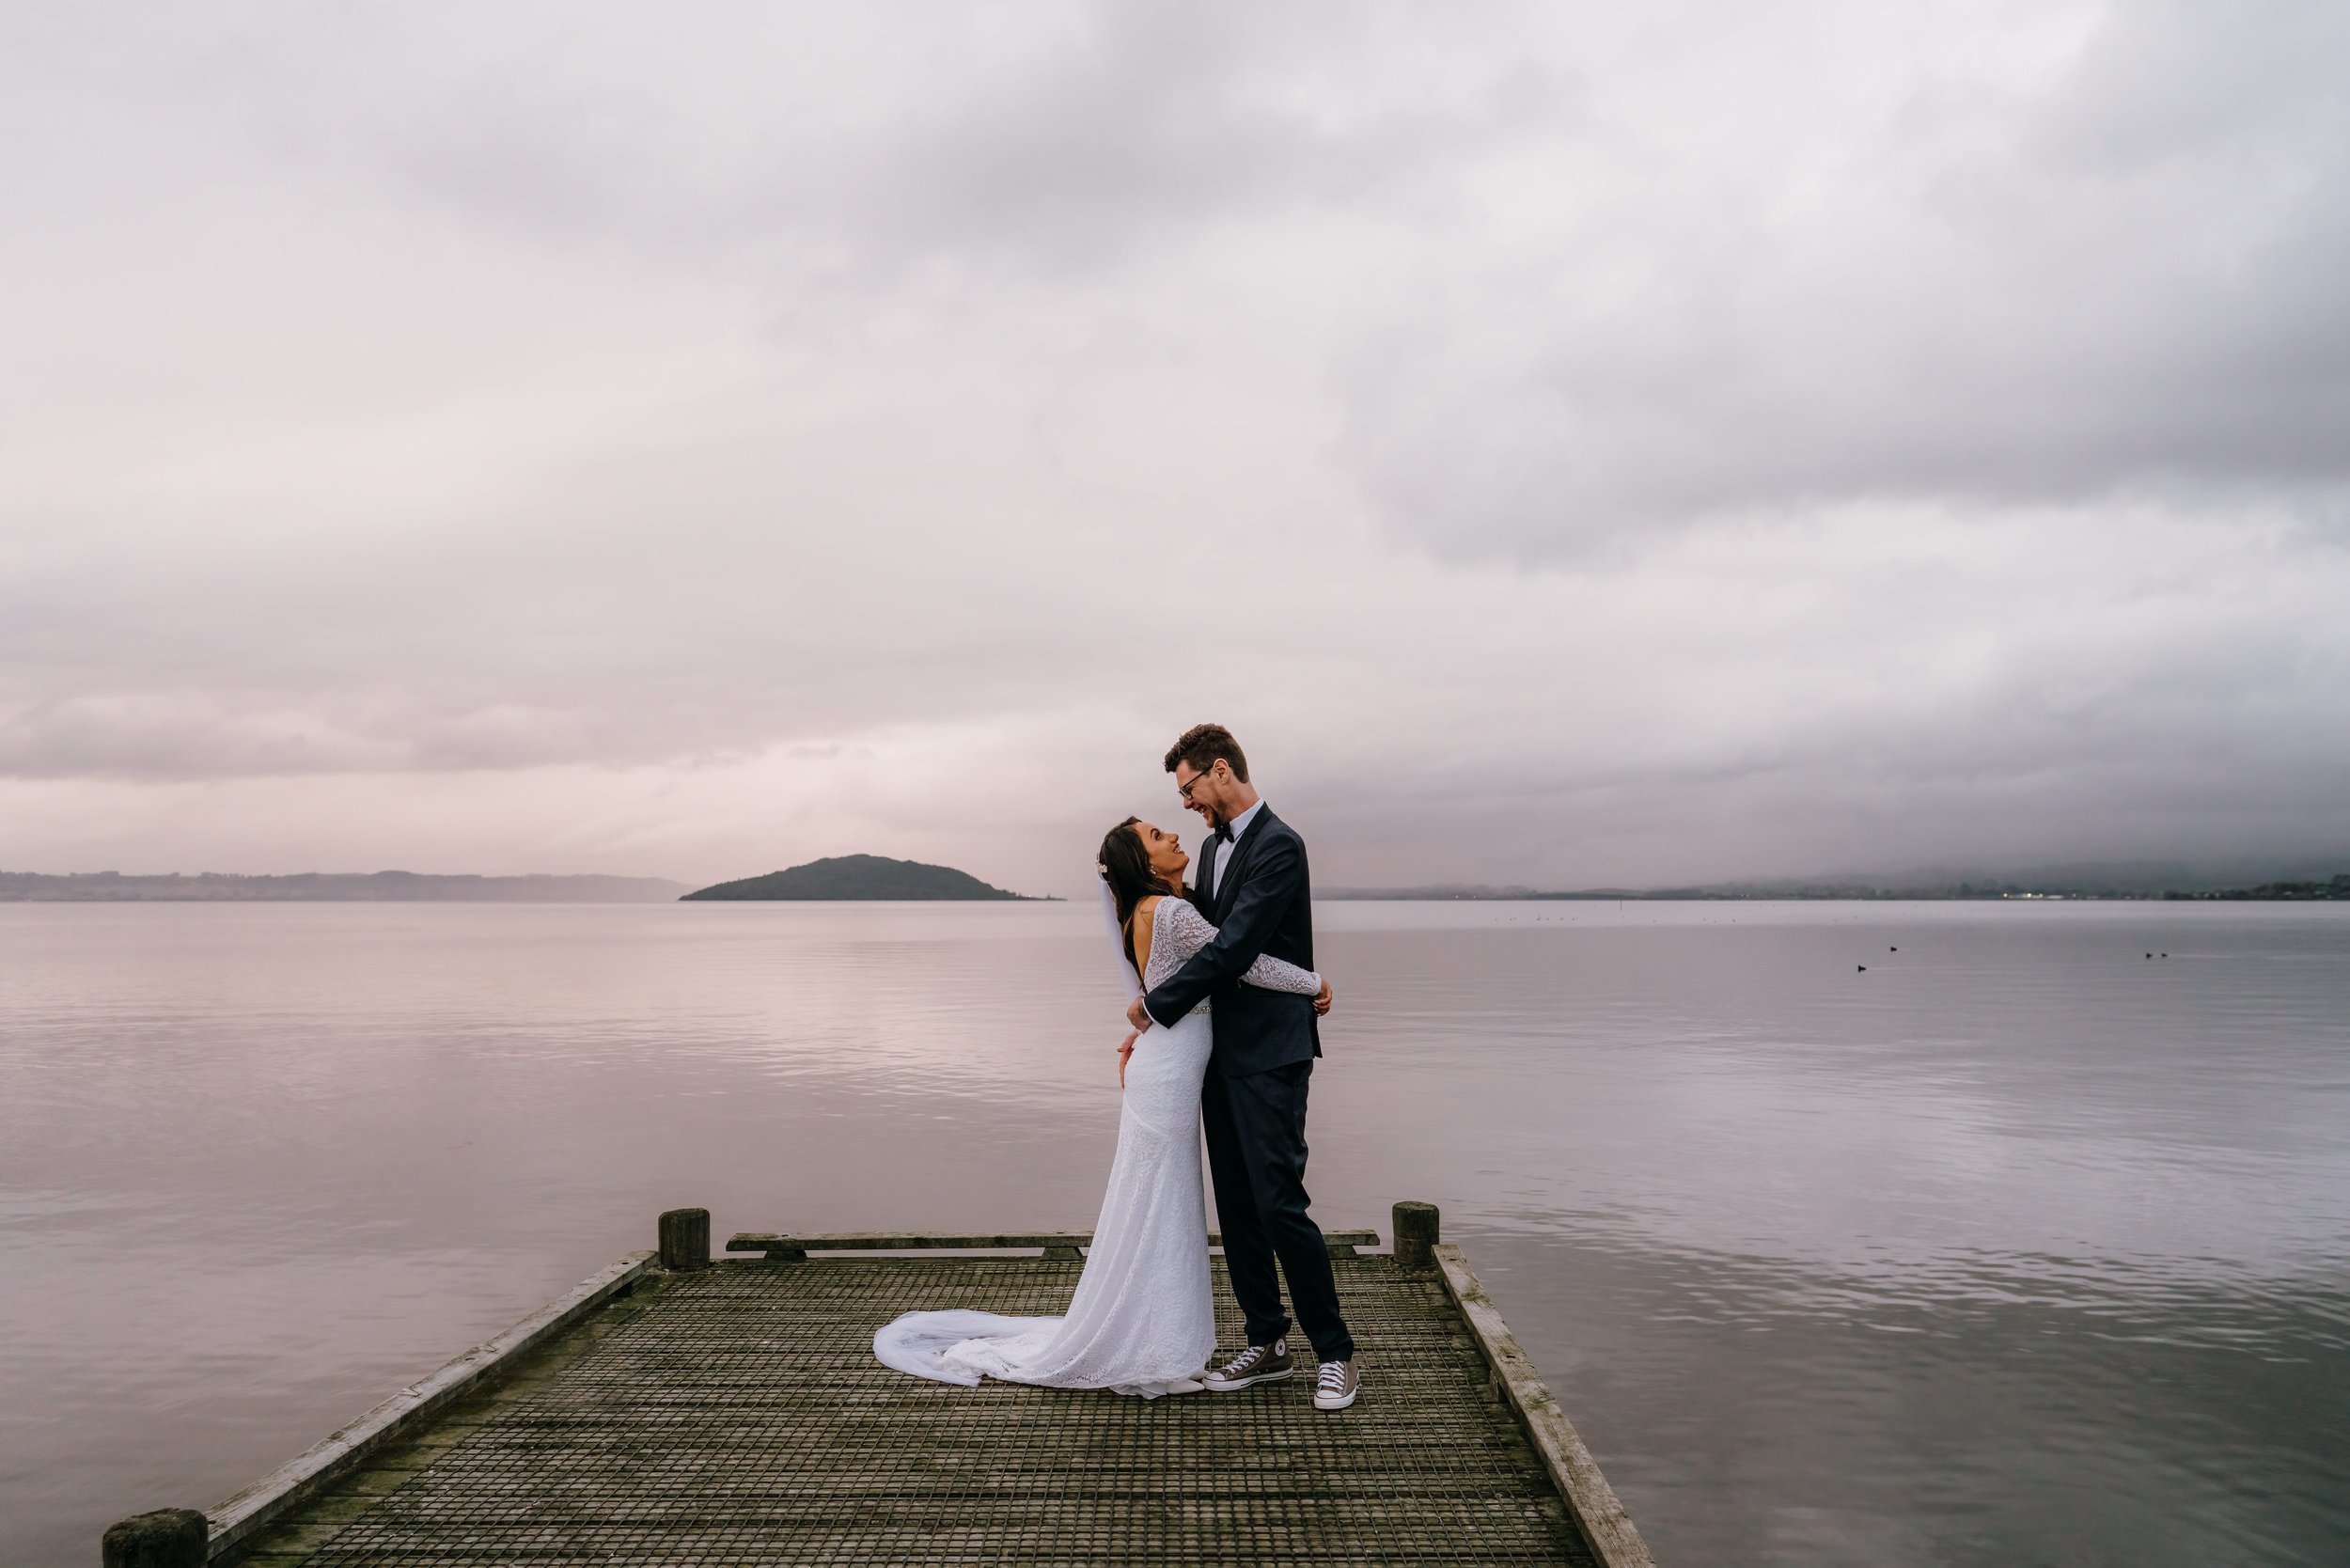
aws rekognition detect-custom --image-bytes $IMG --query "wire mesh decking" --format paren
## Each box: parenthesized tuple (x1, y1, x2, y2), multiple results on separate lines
(211, 1246, 1616, 1566)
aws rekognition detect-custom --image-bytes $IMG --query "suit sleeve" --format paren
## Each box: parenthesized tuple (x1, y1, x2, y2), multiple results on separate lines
(1141, 830, 1305, 1027)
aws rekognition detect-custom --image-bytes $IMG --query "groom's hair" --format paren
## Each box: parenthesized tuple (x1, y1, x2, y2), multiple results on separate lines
(1164, 723, 1249, 783)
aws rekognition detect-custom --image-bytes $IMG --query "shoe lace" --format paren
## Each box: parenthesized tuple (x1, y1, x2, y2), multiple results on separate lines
(1318, 1360, 1349, 1390)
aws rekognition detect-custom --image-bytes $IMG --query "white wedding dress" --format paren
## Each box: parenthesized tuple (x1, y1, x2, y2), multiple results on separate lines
(872, 893, 1323, 1398)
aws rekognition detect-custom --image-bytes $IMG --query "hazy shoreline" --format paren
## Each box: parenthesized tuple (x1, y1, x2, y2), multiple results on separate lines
(7, 862, 2343, 904)
(1326, 863, 2350, 902)
(0, 871, 688, 903)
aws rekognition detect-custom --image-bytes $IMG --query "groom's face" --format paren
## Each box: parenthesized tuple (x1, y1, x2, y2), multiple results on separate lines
(1175, 760, 1232, 828)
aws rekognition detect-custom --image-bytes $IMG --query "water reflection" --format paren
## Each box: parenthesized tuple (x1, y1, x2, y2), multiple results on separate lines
(1469, 1221, 2350, 1564)
(2, 901, 2345, 1564)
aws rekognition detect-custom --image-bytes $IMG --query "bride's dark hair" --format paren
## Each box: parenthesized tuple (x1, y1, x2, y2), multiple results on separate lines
(1098, 816, 1173, 972)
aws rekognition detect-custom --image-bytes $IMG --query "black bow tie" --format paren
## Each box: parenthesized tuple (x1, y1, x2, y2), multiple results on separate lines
(1213, 823, 1234, 844)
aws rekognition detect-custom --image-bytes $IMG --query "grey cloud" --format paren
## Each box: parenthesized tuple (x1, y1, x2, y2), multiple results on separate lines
(200, 4, 1532, 277)
(0, 694, 396, 781)
(1339, 0, 2350, 558)
(0, 2, 2345, 886)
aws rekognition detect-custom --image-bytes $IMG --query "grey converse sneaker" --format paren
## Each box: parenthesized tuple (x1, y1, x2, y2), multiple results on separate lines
(1313, 1358, 1360, 1411)
(1202, 1338, 1293, 1391)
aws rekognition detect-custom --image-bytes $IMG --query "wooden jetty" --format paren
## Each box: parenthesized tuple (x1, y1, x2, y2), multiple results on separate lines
(104, 1203, 1653, 1567)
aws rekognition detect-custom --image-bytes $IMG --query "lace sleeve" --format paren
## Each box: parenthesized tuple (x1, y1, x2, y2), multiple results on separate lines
(1240, 949, 1324, 995)
(1150, 899, 1321, 995)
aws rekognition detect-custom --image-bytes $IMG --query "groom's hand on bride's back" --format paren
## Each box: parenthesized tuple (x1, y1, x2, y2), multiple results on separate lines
(1124, 995, 1154, 1032)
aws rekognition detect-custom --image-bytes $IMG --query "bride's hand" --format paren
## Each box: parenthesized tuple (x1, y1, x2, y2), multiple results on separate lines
(1314, 979, 1334, 1016)
(1117, 1031, 1137, 1088)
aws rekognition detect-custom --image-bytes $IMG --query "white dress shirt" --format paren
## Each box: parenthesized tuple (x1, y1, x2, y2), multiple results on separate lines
(1199, 798, 1265, 902)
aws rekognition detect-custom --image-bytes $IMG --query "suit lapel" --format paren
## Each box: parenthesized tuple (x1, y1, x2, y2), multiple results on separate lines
(1211, 807, 1275, 919)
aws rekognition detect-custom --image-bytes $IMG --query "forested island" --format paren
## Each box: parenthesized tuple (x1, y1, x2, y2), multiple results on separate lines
(0, 870, 688, 902)
(681, 855, 1042, 902)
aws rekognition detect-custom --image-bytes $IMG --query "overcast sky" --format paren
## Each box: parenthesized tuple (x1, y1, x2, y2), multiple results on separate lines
(4, 2, 2347, 895)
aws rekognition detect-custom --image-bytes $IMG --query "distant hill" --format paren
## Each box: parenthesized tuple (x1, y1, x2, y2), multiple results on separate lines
(1323, 855, 2350, 902)
(0, 870, 689, 902)
(2166, 874, 2350, 901)
(682, 855, 1037, 902)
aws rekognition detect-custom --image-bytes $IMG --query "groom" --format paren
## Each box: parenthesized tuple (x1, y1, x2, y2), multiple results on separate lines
(1125, 723, 1360, 1411)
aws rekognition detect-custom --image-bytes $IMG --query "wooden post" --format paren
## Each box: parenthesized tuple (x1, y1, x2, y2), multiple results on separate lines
(102, 1509, 207, 1568)
(1393, 1200, 1439, 1271)
(658, 1208, 710, 1271)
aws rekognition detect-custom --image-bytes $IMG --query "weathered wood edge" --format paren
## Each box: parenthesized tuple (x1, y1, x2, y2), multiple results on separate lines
(1434, 1242, 1657, 1568)
(726, 1228, 1378, 1259)
(202, 1249, 657, 1561)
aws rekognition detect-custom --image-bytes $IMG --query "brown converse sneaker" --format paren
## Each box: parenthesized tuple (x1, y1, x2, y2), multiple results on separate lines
(1202, 1338, 1293, 1390)
(1313, 1358, 1360, 1411)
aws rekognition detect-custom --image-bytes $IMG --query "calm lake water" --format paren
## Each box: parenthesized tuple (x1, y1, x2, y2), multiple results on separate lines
(3, 900, 2345, 1565)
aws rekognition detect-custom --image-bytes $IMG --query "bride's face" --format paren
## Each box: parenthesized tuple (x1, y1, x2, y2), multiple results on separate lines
(1134, 821, 1189, 891)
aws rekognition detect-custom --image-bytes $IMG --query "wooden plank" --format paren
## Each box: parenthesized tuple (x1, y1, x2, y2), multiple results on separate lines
(726, 1230, 1091, 1258)
(1434, 1243, 1657, 1568)
(202, 1249, 656, 1560)
(726, 1227, 1379, 1259)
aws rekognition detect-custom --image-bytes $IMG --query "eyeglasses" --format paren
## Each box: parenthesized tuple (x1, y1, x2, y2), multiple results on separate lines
(1177, 765, 1221, 803)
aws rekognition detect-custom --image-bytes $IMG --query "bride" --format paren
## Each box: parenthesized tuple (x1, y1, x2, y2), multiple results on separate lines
(871, 815, 1329, 1397)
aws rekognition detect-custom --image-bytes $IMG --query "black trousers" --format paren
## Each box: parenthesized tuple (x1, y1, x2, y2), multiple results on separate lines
(1201, 1057, 1355, 1363)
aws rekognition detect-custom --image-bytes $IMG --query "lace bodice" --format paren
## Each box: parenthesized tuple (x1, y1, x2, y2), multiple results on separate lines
(1144, 897, 1321, 1000)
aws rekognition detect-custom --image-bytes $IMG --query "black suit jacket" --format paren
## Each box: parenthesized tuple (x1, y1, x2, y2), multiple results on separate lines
(1140, 806, 1320, 1076)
